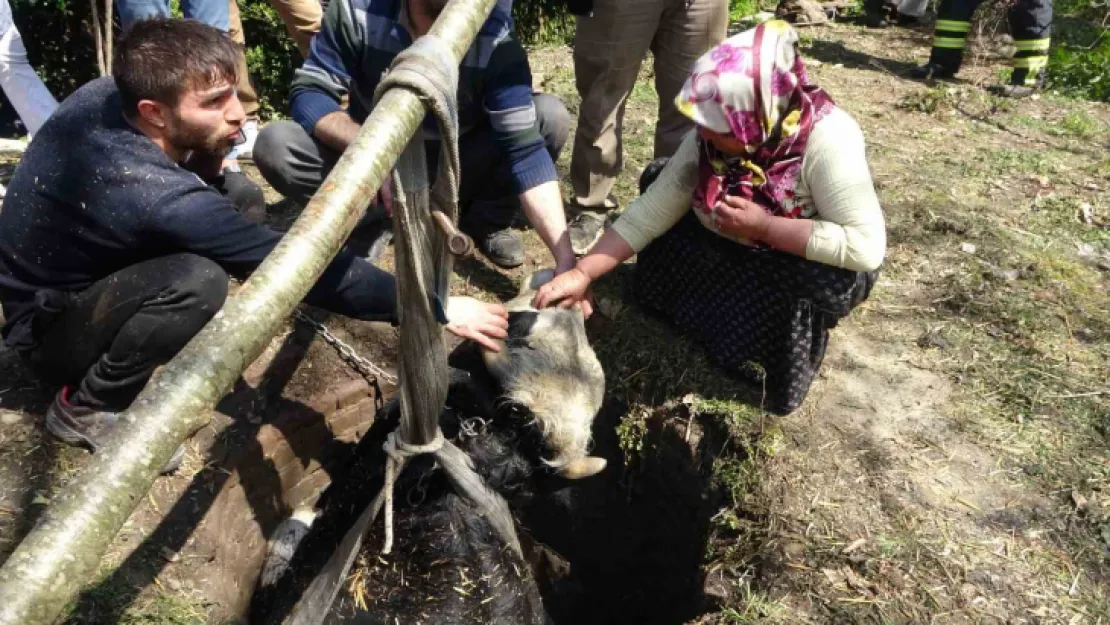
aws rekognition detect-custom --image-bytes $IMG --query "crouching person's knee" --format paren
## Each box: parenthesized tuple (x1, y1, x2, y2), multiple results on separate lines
(534, 93, 571, 161)
(165, 253, 229, 327)
(253, 121, 310, 192)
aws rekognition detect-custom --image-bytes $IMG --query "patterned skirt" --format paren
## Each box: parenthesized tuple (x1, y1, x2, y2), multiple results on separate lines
(633, 212, 877, 414)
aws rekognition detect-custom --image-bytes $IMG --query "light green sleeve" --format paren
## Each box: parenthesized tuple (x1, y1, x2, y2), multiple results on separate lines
(802, 109, 887, 272)
(610, 131, 701, 253)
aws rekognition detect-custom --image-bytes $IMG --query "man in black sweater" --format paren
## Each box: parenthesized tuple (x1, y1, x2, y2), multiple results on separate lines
(0, 19, 507, 473)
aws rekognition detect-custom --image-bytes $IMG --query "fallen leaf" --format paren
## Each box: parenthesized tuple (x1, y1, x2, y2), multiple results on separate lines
(822, 568, 847, 589)
(1079, 202, 1094, 225)
(1072, 490, 1089, 512)
(843, 538, 867, 554)
(841, 567, 874, 595)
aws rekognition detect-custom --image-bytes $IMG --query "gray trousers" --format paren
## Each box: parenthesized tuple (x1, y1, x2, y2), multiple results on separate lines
(570, 0, 728, 208)
(254, 93, 570, 230)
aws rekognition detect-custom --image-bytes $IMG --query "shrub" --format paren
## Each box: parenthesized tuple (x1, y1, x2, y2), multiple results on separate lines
(1046, 0, 1110, 101)
(4, 0, 576, 124)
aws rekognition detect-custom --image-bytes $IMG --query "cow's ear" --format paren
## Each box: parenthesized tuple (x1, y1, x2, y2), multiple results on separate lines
(480, 339, 510, 373)
(506, 311, 539, 342)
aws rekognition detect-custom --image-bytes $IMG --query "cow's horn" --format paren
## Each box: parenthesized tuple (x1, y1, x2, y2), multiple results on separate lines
(557, 456, 607, 479)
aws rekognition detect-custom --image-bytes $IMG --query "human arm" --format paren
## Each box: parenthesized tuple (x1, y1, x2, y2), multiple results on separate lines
(713, 110, 885, 271)
(531, 227, 635, 316)
(288, 0, 362, 144)
(531, 134, 701, 312)
(483, 41, 575, 271)
(311, 110, 362, 153)
(150, 187, 515, 351)
(519, 180, 575, 273)
(712, 195, 812, 257)
(148, 188, 397, 322)
(800, 111, 885, 272)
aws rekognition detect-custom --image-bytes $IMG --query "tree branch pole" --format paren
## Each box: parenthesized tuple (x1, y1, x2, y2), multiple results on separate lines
(89, 0, 105, 76)
(105, 0, 113, 75)
(0, 0, 496, 622)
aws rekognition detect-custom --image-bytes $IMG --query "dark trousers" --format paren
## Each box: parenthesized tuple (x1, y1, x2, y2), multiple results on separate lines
(253, 93, 571, 230)
(929, 0, 1053, 85)
(24, 254, 229, 412)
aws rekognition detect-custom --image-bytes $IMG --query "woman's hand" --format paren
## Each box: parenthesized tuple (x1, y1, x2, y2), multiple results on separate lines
(445, 296, 509, 352)
(532, 267, 595, 317)
(715, 195, 771, 242)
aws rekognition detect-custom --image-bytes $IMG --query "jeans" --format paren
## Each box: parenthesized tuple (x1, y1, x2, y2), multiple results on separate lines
(117, 0, 230, 30)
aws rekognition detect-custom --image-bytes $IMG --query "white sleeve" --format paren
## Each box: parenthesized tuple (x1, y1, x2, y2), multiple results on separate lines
(610, 131, 700, 253)
(802, 110, 887, 272)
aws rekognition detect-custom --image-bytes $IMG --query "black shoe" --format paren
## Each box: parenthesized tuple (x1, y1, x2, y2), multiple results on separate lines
(46, 387, 184, 474)
(639, 158, 671, 195)
(909, 62, 957, 81)
(462, 221, 524, 268)
(990, 73, 1044, 98)
(896, 13, 919, 26)
(991, 83, 1038, 98)
(567, 211, 607, 255)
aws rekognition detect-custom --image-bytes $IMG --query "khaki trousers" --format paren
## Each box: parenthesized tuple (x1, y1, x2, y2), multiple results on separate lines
(570, 0, 727, 208)
(228, 0, 322, 118)
(264, 0, 321, 57)
(228, 0, 259, 118)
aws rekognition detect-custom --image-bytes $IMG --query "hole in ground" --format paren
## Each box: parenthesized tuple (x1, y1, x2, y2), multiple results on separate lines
(251, 363, 741, 625)
(522, 401, 736, 625)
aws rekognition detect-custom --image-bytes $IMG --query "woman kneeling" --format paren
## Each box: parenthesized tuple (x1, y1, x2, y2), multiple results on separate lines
(536, 21, 886, 413)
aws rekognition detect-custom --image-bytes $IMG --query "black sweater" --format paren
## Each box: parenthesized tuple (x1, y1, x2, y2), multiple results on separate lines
(0, 77, 396, 349)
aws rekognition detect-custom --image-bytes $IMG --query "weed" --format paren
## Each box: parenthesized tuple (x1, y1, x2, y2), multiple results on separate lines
(897, 87, 953, 115)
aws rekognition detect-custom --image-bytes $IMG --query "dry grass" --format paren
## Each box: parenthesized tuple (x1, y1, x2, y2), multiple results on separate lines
(1, 16, 1107, 624)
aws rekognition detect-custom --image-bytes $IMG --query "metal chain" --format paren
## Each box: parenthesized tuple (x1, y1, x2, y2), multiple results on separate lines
(292, 309, 399, 386)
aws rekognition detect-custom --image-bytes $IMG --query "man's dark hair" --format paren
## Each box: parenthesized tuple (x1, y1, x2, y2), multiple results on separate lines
(113, 18, 240, 117)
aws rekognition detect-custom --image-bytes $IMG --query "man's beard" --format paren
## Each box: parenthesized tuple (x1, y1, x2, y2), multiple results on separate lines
(166, 116, 239, 157)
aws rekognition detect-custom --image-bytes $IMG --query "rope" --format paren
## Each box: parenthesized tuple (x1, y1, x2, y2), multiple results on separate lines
(283, 20, 523, 624)
(380, 428, 445, 554)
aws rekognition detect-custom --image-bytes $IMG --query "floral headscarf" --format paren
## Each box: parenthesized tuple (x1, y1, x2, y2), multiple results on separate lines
(676, 20, 834, 224)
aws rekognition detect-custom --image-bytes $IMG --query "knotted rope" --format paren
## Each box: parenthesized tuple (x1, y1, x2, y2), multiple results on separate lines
(289, 36, 524, 623)
(370, 34, 522, 561)
(380, 429, 444, 554)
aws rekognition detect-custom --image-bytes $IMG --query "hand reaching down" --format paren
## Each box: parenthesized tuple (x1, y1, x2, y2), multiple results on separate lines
(532, 267, 594, 318)
(445, 296, 509, 351)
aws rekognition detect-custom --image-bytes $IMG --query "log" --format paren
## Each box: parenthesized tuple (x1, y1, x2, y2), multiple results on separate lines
(0, 1, 497, 623)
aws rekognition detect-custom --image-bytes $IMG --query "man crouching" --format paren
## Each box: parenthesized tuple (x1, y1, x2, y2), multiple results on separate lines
(0, 18, 508, 473)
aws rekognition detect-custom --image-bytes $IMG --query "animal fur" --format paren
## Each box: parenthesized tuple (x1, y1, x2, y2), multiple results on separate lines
(481, 270, 605, 470)
(252, 387, 558, 624)
(259, 507, 318, 588)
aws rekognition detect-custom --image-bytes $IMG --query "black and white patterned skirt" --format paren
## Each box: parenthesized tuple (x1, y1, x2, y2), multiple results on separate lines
(633, 212, 877, 414)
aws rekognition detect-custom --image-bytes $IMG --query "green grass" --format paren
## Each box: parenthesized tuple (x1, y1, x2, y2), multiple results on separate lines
(63, 569, 210, 625)
(729, 0, 763, 22)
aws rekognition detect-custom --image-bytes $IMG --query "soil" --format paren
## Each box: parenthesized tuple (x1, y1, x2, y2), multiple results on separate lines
(2, 12, 1109, 625)
(0, 159, 402, 623)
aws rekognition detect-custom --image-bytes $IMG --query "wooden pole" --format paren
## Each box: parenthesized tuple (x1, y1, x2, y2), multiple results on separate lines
(89, 0, 106, 76)
(105, 0, 113, 75)
(0, 1, 496, 622)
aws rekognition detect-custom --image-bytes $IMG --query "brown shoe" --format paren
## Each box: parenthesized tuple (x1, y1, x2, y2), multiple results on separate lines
(46, 387, 184, 474)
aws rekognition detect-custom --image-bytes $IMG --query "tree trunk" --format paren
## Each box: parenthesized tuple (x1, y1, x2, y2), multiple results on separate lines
(0, 1, 497, 623)
(105, 0, 113, 75)
(90, 0, 105, 76)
